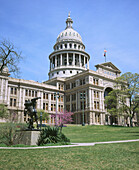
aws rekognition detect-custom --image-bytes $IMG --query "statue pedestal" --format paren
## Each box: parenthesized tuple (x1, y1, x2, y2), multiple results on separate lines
(13, 130, 41, 146)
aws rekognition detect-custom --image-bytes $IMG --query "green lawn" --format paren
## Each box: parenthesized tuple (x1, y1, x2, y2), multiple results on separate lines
(0, 142, 139, 170)
(62, 125, 139, 143)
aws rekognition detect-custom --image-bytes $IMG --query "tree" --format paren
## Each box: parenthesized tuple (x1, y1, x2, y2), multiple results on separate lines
(37, 109, 49, 123)
(52, 111, 73, 132)
(117, 72, 139, 126)
(0, 39, 23, 77)
(105, 72, 139, 127)
(0, 104, 9, 119)
(104, 90, 119, 125)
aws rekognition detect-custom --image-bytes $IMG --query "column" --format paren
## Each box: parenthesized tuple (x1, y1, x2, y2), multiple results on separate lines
(92, 90, 94, 110)
(88, 89, 91, 110)
(76, 92, 78, 111)
(60, 54, 62, 66)
(4, 79, 8, 101)
(70, 94, 72, 111)
(73, 53, 75, 66)
(67, 53, 69, 66)
(79, 54, 81, 67)
(99, 91, 102, 110)
(87, 58, 89, 69)
(22, 89, 25, 109)
(92, 112, 95, 124)
(41, 91, 43, 109)
(0, 79, 3, 101)
(100, 113, 103, 125)
(7, 86, 11, 106)
(55, 55, 57, 68)
(85, 89, 88, 110)
(102, 91, 105, 111)
(18, 88, 22, 108)
(84, 56, 85, 66)
(89, 112, 93, 124)
(49, 93, 52, 112)
(37, 91, 41, 109)
(78, 92, 80, 111)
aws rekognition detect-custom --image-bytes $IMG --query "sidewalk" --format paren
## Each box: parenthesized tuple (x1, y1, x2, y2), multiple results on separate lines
(0, 139, 139, 150)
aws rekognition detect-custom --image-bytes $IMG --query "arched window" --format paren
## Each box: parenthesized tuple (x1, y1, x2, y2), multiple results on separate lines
(69, 43, 72, 48)
(74, 44, 76, 49)
(60, 44, 63, 49)
(65, 44, 67, 48)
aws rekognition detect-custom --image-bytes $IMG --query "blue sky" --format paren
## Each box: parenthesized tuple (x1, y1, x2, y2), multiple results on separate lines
(0, 0, 139, 82)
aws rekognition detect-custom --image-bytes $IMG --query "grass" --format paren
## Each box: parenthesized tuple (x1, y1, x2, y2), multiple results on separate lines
(62, 125, 139, 143)
(0, 142, 139, 169)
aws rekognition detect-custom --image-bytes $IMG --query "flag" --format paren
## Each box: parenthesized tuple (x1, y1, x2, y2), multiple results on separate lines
(104, 49, 107, 57)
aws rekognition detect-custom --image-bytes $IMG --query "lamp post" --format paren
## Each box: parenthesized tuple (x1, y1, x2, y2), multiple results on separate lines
(40, 112, 42, 130)
(80, 92, 85, 126)
(54, 92, 59, 126)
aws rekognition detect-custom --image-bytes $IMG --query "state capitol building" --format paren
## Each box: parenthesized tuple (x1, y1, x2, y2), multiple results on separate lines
(0, 14, 135, 126)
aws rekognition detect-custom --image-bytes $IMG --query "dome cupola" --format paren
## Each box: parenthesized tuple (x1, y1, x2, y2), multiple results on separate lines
(48, 14, 90, 80)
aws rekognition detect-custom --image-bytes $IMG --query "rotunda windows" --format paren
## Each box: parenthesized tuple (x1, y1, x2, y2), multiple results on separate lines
(60, 44, 63, 49)
(74, 44, 76, 49)
(69, 43, 72, 48)
(64, 44, 67, 48)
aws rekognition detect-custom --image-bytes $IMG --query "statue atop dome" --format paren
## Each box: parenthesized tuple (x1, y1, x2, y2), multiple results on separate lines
(66, 12, 73, 29)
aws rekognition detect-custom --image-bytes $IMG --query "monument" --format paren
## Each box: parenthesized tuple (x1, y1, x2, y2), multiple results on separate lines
(14, 97, 41, 145)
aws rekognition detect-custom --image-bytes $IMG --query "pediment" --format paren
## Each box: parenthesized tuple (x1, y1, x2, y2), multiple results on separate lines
(95, 62, 121, 73)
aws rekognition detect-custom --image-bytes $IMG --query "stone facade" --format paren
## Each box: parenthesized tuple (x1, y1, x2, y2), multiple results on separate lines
(0, 14, 137, 126)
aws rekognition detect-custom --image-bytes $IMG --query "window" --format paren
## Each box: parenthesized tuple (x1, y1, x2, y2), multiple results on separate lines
(69, 43, 72, 48)
(97, 102, 99, 109)
(61, 105, 63, 112)
(11, 88, 13, 94)
(66, 95, 70, 102)
(66, 84, 70, 90)
(65, 44, 67, 48)
(10, 98, 13, 106)
(70, 71, 72, 74)
(43, 103, 45, 110)
(35, 91, 37, 97)
(51, 94, 54, 100)
(14, 99, 16, 107)
(57, 72, 59, 75)
(94, 101, 97, 109)
(14, 88, 17, 95)
(61, 96, 63, 102)
(72, 94, 76, 101)
(25, 90, 28, 96)
(74, 44, 76, 49)
(96, 79, 98, 85)
(32, 91, 34, 97)
(60, 44, 62, 49)
(58, 105, 60, 112)
(51, 104, 53, 111)
(29, 90, 31, 97)
(46, 103, 48, 111)
(54, 104, 56, 111)
(63, 71, 65, 74)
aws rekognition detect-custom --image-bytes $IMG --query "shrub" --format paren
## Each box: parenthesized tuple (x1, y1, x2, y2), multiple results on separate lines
(37, 126, 70, 146)
(0, 123, 27, 146)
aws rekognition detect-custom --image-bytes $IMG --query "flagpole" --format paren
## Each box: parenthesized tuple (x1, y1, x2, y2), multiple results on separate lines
(104, 49, 107, 62)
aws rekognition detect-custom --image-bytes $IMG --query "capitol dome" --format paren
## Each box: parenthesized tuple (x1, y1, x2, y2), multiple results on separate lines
(56, 28, 83, 44)
(56, 13, 83, 44)
(48, 13, 90, 80)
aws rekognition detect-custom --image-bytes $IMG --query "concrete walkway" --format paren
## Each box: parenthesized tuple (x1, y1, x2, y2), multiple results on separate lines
(0, 139, 139, 150)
